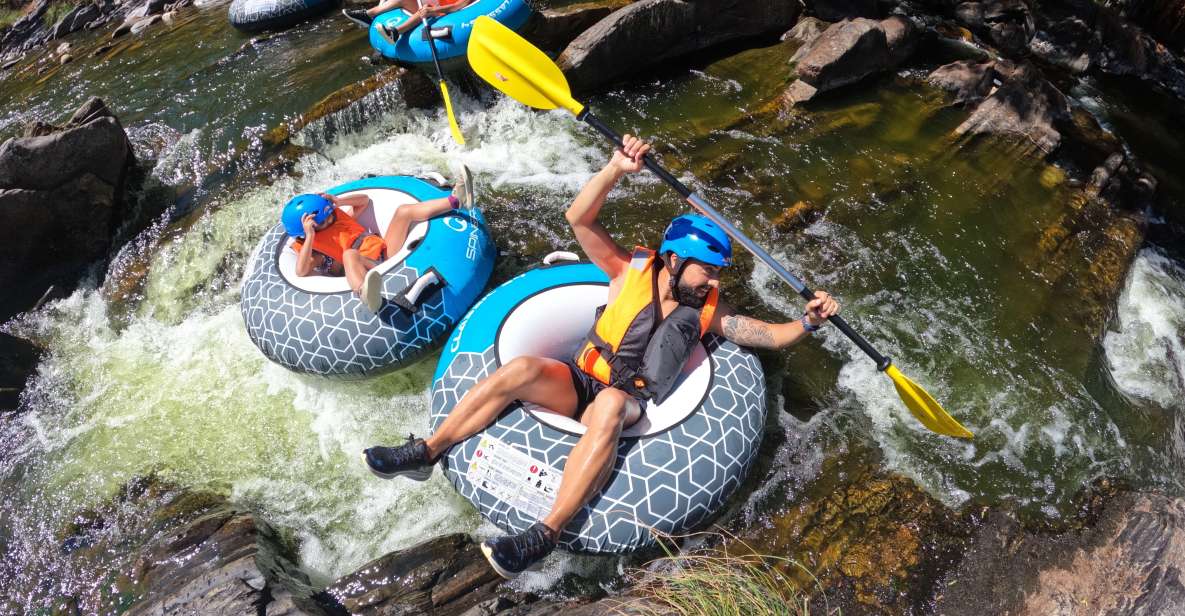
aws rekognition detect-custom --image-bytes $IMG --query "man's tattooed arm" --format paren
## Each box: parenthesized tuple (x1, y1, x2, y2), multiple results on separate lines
(720, 314, 778, 349)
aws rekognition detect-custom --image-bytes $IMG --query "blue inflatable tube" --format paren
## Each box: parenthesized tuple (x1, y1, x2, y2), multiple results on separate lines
(228, 0, 333, 32)
(430, 257, 767, 553)
(240, 175, 496, 377)
(369, 0, 532, 66)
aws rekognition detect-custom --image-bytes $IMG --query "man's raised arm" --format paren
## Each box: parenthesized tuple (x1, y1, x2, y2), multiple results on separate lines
(565, 135, 651, 281)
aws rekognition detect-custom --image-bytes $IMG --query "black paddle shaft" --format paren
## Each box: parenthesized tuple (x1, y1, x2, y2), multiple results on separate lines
(579, 111, 893, 372)
(425, 17, 446, 77)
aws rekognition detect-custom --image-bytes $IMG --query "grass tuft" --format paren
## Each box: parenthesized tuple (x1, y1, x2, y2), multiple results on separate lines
(610, 530, 837, 616)
(1, 7, 21, 28)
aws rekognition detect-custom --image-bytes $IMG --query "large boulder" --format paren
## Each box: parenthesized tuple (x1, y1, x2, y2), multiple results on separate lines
(784, 16, 918, 104)
(951, 61, 1068, 155)
(521, 1, 627, 53)
(50, 2, 104, 40)
(557, 0, 801, 93)
(0, 97, 136, 322)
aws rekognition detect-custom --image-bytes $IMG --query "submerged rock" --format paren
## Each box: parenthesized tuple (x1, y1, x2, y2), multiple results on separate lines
(557, 0, 800, 93)
(0, 97, 138, 323)
(738, 454, 973, 614)
(784, 16, 918, 104)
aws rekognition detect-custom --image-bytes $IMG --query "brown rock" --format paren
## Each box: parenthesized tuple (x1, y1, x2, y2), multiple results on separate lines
(521, 1, 628, 52)
(785, 16, 918, 104)
(324, 533, 500, 615)
(953, 62, 1067, 155)
(0, 97, 136, 322)
(784, 16, 831, 63)
(557, 0, 800, 94)
(773, 200, 822, 232)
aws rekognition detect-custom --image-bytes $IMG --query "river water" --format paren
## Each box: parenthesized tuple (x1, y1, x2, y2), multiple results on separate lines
(2, 1, 1183, 609)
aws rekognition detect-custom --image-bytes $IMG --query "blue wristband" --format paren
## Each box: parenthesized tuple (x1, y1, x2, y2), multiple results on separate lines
(801, 313, 821, 333)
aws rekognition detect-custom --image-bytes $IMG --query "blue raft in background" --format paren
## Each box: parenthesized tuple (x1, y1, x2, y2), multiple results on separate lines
(228, 0, 334, 32)
(369, 0, 532, 66)
(240, 175, 496, 377)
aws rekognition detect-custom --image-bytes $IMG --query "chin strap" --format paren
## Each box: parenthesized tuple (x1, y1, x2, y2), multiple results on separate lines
(664, 253, 694, 302)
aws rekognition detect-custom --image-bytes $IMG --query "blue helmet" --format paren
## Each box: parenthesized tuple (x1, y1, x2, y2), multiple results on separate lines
(659, 214, 732, 267)
(281, 194, 333, 238)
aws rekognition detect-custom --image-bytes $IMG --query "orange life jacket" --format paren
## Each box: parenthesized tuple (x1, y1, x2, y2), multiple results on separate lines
(575, 247, 717, 391)
(291, 208, 367, 263)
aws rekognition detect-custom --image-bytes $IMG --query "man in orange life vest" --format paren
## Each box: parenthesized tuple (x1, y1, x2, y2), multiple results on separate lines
(363, 135, 839, 578)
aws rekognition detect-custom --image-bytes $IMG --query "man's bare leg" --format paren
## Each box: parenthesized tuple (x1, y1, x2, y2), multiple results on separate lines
(480, 387, 640, 578)
(539, 388, 640, 536)
(424, 357, 579, 459)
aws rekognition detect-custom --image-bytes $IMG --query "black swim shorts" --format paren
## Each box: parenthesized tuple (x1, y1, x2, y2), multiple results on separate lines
(562, 361, 647, 416)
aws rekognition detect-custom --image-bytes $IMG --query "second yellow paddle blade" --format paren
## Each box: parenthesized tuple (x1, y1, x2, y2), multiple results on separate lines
(886, 364, 973, 439)
(439, 80, 465, 145)
(467, 15, 584, 115)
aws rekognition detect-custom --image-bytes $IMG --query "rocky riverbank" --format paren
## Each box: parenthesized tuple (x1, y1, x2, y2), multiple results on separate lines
(3, 0, 1185, 613)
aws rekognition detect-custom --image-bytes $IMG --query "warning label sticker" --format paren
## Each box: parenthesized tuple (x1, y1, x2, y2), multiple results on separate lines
(468, 436, 560, 520)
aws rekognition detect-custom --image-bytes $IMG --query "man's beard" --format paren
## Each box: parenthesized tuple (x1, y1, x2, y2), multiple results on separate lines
(672, 279, 711, 308)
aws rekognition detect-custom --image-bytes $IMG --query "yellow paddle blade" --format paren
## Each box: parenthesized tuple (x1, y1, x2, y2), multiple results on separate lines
(439, 80, 465, 145)
(468, 15, 585, 116)
(885, 364, 973, 439)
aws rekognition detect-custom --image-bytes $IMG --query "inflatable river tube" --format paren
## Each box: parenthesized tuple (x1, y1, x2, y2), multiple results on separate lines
(240, 175, 496, 377)
(430, 257, 767, 553)
(369, 0, 532, 67)
(228, 0, 333, 32)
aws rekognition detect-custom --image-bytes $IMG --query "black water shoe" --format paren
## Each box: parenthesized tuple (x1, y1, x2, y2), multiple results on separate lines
(342, 8, 373, 27)
(363, 434, 433, 481)
(480, 522, 556, 579)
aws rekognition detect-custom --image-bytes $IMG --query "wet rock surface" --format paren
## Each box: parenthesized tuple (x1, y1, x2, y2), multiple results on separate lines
(0, 476, 318, 615)
(934, 489, 1185, 615)
(0, 331, 42, 412)
(521, 0, 629, 53)
(557, 0, 800, 93)
(738, 453, 974, 614)
(323, 533, 502, 615)
(951, 60, 1068, 155)
(0, 97, 139, 323)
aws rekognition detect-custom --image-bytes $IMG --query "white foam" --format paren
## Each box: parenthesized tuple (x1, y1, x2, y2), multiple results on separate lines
(746, 223, 1125, 509)
(1103, 248, 1185, 409)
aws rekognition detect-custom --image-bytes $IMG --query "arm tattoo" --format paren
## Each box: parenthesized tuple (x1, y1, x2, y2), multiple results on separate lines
(721, 315, 776, 349)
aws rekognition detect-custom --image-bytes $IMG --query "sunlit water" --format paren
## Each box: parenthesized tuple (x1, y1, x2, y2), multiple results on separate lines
(2, 4, 1185, 609)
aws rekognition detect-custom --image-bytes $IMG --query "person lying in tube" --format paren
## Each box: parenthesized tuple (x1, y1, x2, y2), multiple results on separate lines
(362, 136, 839, 577)
(279, 164, 473, 314)
(342, 0, 476, 43)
